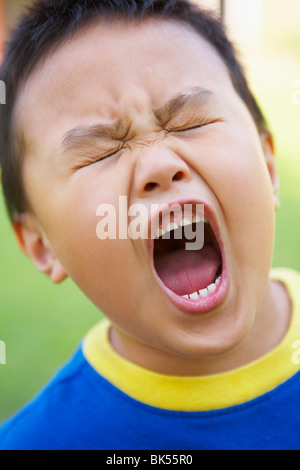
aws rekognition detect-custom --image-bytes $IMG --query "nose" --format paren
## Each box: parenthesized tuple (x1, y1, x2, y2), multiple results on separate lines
(133, 145, 192, 198)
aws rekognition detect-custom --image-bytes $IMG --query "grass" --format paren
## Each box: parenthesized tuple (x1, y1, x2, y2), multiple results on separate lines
(0, 20, 300, 424)
(0, 194, 102, 422)
(256, 89, 300, 270)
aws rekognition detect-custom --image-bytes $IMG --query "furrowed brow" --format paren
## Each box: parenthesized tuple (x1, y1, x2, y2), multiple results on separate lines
(154, 88, 215, 127)
(61, 88, 215, 155)
(61, 121, 130, 155)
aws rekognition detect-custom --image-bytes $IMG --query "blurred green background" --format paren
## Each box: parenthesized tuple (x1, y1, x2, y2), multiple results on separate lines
(0, 0, 300, 423)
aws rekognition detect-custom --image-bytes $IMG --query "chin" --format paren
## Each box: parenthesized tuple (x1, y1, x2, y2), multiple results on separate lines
(162, 307, 254, 361)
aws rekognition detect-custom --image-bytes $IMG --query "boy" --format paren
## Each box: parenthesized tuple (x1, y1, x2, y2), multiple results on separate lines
(0, 0, 299, 450)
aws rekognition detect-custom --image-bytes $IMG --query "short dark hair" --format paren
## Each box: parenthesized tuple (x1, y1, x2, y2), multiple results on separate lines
(0, 0, 268, 220)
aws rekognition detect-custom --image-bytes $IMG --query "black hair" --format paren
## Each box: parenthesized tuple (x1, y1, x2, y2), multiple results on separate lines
(0, 0, 268, 220)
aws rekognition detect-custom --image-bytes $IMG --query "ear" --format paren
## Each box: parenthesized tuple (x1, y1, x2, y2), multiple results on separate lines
(13, 213, 68, 284)
(260, 131, 280, 211)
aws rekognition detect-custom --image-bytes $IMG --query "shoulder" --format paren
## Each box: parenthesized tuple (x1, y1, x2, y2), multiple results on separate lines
(271, 267, 300, 287)
(271, 267, 300, 283)
(271, 267, 300, 309)
(0, 346, 108, 450)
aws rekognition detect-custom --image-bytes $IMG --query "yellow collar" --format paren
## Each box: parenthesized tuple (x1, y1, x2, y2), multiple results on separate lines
(83, 268, 300, 411)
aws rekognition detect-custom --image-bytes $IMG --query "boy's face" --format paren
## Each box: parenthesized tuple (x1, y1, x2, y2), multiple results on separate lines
(15, 19, 277, 361)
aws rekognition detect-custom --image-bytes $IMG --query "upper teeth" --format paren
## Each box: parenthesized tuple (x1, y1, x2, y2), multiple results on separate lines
(155, 215, 208, 239)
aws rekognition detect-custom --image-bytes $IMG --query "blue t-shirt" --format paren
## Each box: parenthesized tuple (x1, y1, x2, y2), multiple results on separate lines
(1, 268, 300, 450)
(0, 347, 300, 450)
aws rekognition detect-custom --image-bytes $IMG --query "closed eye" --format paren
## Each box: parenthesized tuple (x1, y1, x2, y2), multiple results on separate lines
(98, 147, 123, 161)
(72, 147, 123, 171)
(169, 118, 223, 134)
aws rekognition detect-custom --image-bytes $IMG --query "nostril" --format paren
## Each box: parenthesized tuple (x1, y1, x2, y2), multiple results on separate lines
(144, 182, 158, 192)
(172, 171, 185, 182)
(144, 171, 185, 192)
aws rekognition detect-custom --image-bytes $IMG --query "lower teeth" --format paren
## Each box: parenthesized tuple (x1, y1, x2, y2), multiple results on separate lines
(182, 275, 221, 300)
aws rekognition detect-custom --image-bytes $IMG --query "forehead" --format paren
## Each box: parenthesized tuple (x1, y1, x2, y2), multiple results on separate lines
(15, 18, 237, 150)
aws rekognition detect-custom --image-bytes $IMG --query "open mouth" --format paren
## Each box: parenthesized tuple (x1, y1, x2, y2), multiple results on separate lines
(151, 202, 227, 312)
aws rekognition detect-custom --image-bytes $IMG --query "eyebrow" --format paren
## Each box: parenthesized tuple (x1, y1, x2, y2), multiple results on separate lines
(61, 120, 130, 153)
(61, 87, 215, 154)
(154, 87, 215, 126)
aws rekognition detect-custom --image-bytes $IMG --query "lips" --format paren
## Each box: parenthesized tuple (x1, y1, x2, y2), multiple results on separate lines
(148, 199, 228, 314)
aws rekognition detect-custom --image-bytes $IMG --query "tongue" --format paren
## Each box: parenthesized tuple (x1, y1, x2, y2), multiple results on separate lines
(154, 244, 221, 296)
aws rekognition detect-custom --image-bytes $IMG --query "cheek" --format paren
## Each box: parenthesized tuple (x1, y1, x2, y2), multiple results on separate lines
(213, 127, 275, 231)
(182, 124, 275, 280)
(217, 134, 275, 293)
(37, 170, 149, 313)
(45, 174, 120, 266)
(186, 123, 274, 219)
